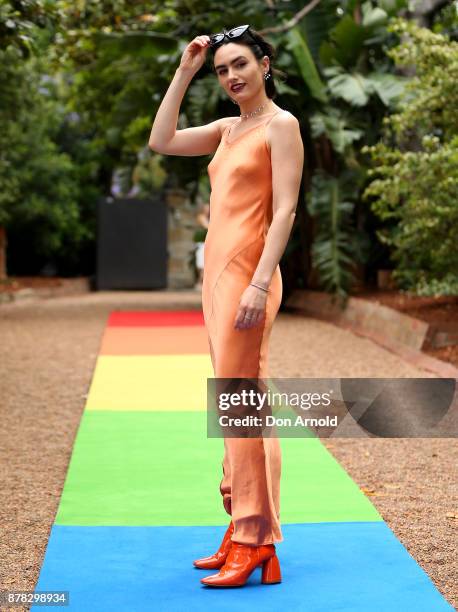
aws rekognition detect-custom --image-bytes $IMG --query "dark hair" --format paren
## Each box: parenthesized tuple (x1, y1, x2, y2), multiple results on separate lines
(210, 27, 286, 99)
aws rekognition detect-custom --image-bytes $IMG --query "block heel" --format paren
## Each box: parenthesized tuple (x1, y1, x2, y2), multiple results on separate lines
(261, 552, 282, 584)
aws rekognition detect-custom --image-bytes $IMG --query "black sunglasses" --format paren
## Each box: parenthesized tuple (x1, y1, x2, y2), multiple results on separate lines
(209, 24, 257, 48)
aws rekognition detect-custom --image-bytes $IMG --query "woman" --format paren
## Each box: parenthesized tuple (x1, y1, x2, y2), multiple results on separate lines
(149, 24, 303, 587)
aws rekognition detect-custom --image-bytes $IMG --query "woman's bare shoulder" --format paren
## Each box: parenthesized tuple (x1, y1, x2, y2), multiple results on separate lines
(274, 108, 298, 122)
(269, 109, 300, 134)
(266, 110, 301, 152)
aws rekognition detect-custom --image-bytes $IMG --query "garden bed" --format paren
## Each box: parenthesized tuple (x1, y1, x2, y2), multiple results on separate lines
(0, 276, 91, 300)
(0, 276, 65, 292)
(352, 290, 458, 368)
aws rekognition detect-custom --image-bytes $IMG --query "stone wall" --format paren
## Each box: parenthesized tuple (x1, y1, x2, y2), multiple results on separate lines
(165, 188, 199, 289)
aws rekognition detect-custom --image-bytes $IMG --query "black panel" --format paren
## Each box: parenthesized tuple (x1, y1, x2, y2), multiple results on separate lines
(96, 197, 167, 290)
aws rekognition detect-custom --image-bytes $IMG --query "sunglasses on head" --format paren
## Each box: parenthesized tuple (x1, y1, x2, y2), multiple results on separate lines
(209, 24, 257, 48)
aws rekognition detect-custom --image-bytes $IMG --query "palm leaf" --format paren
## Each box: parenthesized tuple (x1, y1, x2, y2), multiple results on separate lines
(310, 108, 363, 153)
(307, 169, 363, 296)
(365, 72, 406, 107)
(284, 26, 328, 103)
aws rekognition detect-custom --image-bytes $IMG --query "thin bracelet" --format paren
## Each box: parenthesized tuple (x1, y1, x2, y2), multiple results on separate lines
(250, 282, 269, 293)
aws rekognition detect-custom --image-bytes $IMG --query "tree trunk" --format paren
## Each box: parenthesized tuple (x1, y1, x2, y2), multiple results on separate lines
(0, 226, 7, 281)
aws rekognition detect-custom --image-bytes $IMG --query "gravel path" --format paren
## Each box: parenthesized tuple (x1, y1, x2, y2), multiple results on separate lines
(0, 291, 456, 609)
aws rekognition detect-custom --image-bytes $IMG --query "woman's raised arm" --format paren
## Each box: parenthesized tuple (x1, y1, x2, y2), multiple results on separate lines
(148, 35, 225, 157)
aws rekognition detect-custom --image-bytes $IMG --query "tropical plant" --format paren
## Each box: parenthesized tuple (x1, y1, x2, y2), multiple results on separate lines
(284, 0, 409, 296)
(362, 18, 458, 295)
(307, 168, 369, 302)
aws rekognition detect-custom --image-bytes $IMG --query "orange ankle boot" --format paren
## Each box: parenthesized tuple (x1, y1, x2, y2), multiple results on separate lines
(200, 542, 282, 587)
(193, 522, 234, 569)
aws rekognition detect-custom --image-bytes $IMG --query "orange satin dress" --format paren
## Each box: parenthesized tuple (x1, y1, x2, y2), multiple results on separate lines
(202, 110, 284, 546)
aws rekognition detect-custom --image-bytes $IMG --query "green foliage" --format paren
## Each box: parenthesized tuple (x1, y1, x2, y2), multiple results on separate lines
(135, 151, 168, 194)
(2, 0, 454, 294)
(318, 0, 404, 68)
(310, 108, 363, 154)
(414, 274, 458, 298)
(307, 169, 370, 300)
(362, 19, 458, 294)
(0, 44, 99, 273)
(386, 18, 458, 140)
(431, 1, 458, 39)
(48, 0, 411, 293)
(323, 64, 405, 107)
(0, 1, 101, 274)
(49, 0, 412, 293)
(289, 0, 409, 297)
(0, 0, 58, 56)
(285, 26, 327, 103)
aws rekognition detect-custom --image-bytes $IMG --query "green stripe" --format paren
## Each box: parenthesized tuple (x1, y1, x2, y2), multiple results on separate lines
(55, 410, 382, 526)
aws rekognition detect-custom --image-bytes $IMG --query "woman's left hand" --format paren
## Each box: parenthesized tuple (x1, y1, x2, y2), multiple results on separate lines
(234, 284, 268, 330)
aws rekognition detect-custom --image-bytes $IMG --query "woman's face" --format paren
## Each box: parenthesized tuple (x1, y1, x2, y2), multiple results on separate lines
(213, 42, 268, 100)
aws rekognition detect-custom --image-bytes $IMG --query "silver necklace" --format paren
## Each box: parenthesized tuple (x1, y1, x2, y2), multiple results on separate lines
(240, 103, 266, 120)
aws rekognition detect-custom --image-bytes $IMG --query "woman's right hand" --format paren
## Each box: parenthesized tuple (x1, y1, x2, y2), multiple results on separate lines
(178, 35, 211, 75)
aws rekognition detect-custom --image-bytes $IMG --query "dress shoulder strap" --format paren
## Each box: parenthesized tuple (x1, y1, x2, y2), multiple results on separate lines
(223, 118, 238, 140)
(222, 110, 287, 145)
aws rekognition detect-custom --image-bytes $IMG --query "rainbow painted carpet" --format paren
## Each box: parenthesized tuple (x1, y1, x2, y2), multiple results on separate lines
(32, 310, 454, 611)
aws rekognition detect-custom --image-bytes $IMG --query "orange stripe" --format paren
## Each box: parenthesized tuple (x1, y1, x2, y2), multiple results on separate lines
(99, 326, 209, 355)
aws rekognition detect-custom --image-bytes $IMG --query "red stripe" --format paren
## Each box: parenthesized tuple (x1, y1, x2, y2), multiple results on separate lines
(107, 310, 205, 327)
